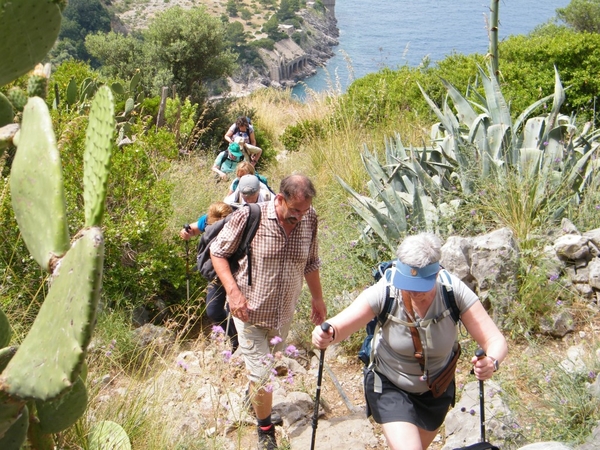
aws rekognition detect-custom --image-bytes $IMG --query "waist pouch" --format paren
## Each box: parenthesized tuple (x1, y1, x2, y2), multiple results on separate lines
(428, 342, 461, 398)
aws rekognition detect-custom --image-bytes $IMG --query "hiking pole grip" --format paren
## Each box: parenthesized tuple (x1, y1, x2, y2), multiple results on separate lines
(475, 348, 486, 443)
(310, 322, 331, 450)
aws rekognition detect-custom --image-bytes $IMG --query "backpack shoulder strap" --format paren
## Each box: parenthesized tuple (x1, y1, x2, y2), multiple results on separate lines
(233, 203, 262, 286)
(439, 269, 460, 324)
(368, 285, 396, 376)
(378, 285, 395, 325)
(196, 217, 229, 279)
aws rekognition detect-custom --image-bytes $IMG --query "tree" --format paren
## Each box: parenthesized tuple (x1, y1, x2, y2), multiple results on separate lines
(226, 0, 238, 17)
(143, 6, 237, 98)
(557, 0, 600, 33)
(51, 0, 111, 63)
(277, 0, 298, 21)
(86, 7, 237, 100)
(85, 31, 144, 81)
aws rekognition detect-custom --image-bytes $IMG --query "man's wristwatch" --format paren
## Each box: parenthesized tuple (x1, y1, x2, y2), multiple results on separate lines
(490, 356, 500, 372)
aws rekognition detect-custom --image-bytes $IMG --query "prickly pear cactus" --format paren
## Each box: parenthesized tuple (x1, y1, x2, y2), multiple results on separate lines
(0, 84, 116, 446)
(26, 64, 50, 99)
(0, 93, 13, 127)
(84, 86, 116, 227)
(0, 404, 28, 450)
(0, 0, 62, 86)
(0, 227, 104, 400)
(35, 376, 88, 434)
(9, 97, 70, 271)
(6, 87, 27, 113)
(0, 308, 10, 348)
(89, 420, 132, 450)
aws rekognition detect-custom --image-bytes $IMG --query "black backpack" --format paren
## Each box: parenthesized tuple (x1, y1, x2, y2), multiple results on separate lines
(357, 261, 460, 365)
(196, 203, 261, 285)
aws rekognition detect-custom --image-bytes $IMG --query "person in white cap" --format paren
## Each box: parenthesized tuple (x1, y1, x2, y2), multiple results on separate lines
(224, 174, 271, 207)
(311, 232, 507, 450)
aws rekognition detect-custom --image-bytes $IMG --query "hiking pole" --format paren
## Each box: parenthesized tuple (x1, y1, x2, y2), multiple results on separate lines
(310, 322, 330, 450)
(184, 224, 191, 303)
(475, 348, 487, 443)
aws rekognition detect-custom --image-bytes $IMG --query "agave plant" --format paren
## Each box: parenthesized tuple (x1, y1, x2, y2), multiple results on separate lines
(340, 64, 600, 249)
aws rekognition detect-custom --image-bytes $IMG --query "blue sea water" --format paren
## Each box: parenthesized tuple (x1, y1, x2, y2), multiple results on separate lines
(293, 0, 570, 98)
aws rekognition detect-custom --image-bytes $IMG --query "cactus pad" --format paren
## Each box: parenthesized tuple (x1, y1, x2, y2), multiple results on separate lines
(84, 86, 115, 227)
(0, 227, 104, 401)
(36, 376, 87, 434)
(0, 308, 10, 348)
(0, 93, 13, 127)
(10, 97, 69, 271)
(27, 75, 48, 99)
(0, 0, 62, 86)
(0, 404, 28, 449)
(6, 88, 27, 113)
(66, 78, 79, 106)
(89, 420, 131, 450)
(0, 346, 17, 373)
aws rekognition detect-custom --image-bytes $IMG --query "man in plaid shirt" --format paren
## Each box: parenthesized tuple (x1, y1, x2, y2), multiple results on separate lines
(211, 174, 327, 450)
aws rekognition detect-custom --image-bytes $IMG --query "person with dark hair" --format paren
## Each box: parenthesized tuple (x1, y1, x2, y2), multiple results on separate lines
(312, 232, 507, 450)
(210, 174, 327, 450)
(224, 116, 263, 165)
(225, 116, 256, 146)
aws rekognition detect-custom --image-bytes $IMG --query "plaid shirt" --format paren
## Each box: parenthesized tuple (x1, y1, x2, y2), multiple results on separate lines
(210, 200, 321, 329)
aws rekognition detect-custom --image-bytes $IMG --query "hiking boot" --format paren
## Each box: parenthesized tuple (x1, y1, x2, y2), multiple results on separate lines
(244, 388, 283, 426)
(257, 425, 277, 450)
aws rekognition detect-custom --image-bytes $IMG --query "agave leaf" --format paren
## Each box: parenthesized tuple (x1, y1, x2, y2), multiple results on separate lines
(520, 148, 543, 178)
(487, 123, 510, 162)
(337, 176, 403, 249)
(418, 82, 456, 135)
(440, 77, 479, 126)
(565, 148, 596, 194)
(442, 95, 460, 131)
(362, 149, 391, 190)
(522, 117, 545, 150)
(477, 64, 511, 127)
(546, 66, 566, 133)
(513, 93, 555, 136)
(408, 152, 442, 197)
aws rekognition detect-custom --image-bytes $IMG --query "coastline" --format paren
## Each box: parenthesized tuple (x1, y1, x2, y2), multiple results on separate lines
(227, 5, 340, 97)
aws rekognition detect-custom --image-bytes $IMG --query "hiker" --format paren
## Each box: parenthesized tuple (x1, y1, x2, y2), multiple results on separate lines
(312, 232, 507, 450)
(224, 174, 272, 207)
(179, 202, 239, 351)
(210, 174, 327, 450)
(212, 142, 244, 180)
(224, 116, 262, 165)
(227, 161, 272, 196)
(225, 116, 257, 147)
(179, 201, 233, 239)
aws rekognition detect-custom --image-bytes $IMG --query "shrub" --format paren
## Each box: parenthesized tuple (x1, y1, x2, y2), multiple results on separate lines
(280, 118, 324, 151)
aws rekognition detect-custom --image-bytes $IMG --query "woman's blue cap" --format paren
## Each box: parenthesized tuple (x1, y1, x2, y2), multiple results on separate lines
(385, 261, 440, 292)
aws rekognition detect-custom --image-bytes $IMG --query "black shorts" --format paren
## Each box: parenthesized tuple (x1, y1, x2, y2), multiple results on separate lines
(363, 369, 455, 431)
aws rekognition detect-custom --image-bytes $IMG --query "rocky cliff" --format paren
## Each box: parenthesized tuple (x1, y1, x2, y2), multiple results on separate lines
(229, 4, 339, 95)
